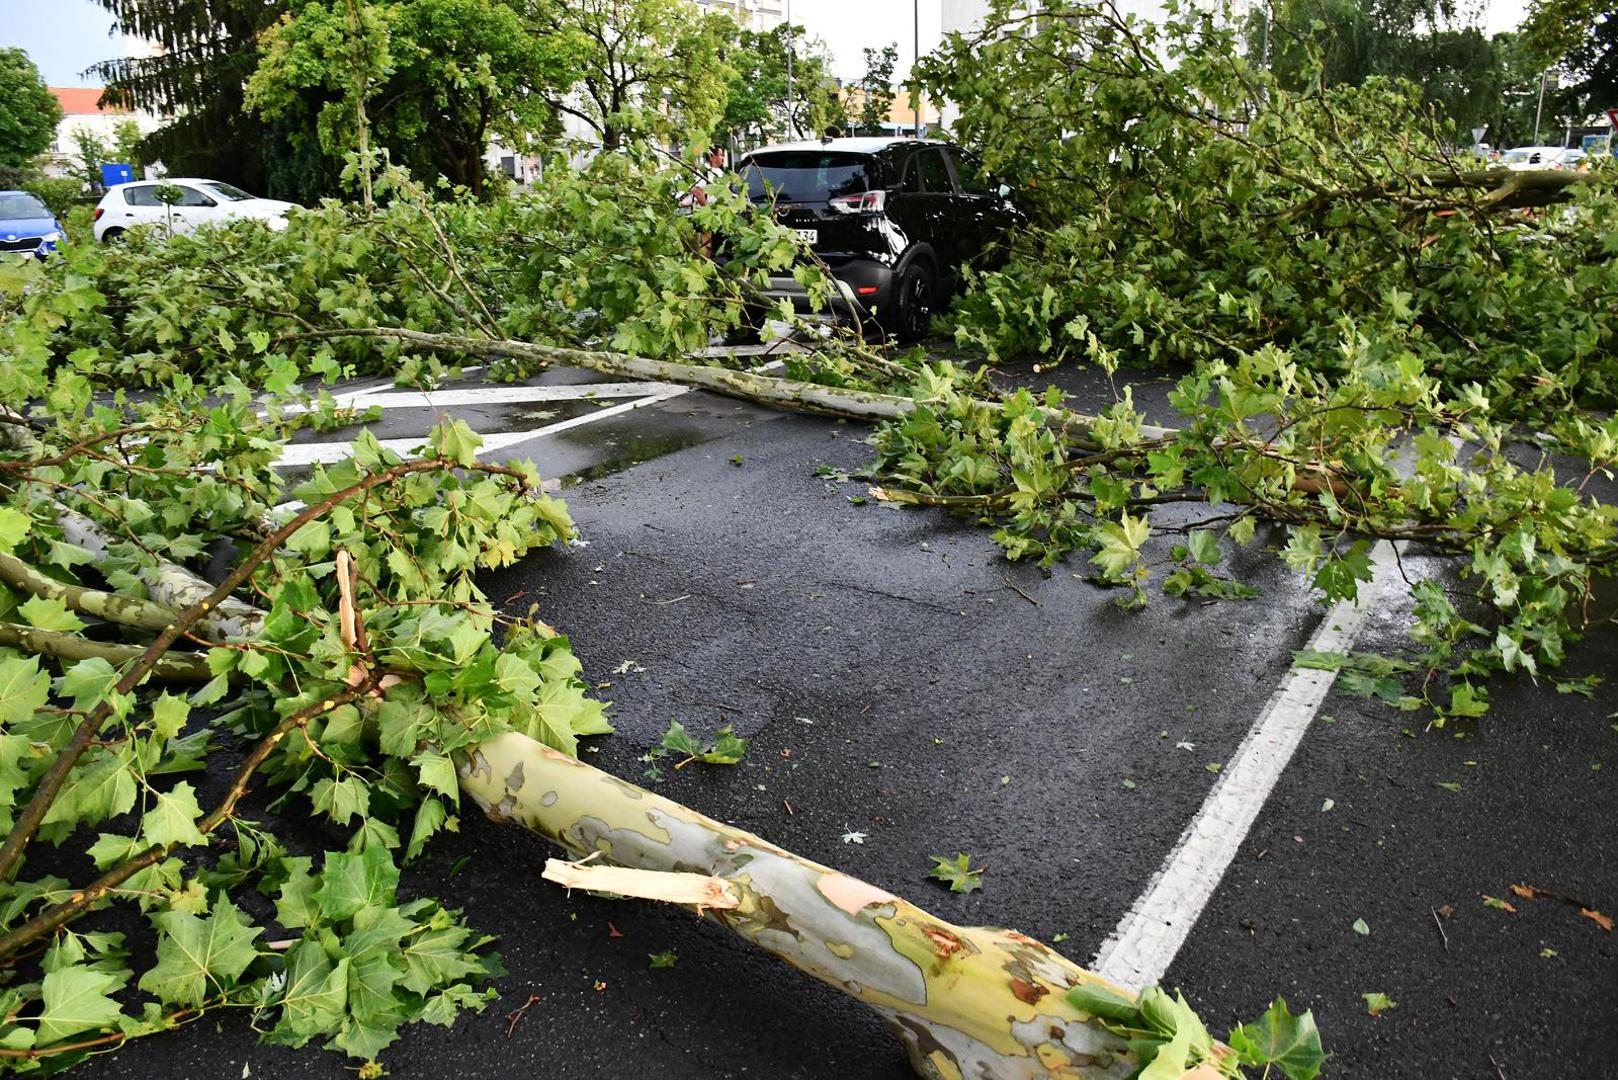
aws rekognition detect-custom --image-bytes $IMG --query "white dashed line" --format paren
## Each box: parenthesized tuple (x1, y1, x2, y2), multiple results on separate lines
(1092, 539, 1402, 992)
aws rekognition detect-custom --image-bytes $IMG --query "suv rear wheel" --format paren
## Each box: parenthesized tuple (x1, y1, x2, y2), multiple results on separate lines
(887, 260, 935, 344)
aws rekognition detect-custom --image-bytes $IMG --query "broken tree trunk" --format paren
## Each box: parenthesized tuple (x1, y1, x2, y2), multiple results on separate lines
(320, 326, 1179, 447)
(459, 732, 1142, 1079)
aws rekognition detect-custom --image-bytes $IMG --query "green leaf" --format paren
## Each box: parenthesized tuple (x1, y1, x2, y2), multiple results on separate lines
(36, 966, 124, 1045)
(1186, 529, 1220, 565)
(59, 657, 119, 710)
(17, 595, 84, 633)
(1351, 917, 1370, 935)
(412, 751, 458, 799)
(310, 775, 370, 828)
(1228, 996, 1325, 1080)
(0, 656, 50, 724)
(140, 782, 207, 849)
(139, 897, 262, 1006)
(314, 846, 400, 923)
(1362, 991, 1396, 1017)
(927, 852, 984, 894)
(271, 941, 348, 1045)
(0, 507, 32, 553)
(1090, 512, 1150, 579)
(1067, 982, 1141, 1023)
(430, 417, 482, 466)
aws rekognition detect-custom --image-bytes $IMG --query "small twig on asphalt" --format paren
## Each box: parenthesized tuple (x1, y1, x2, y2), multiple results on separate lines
(1431, 907, 1450, 954)
(652, 594, 691, 605)
(1002, 577, 1040, 607)
(505, 994, 542, 1038)
(1490, 1054, 1508, 1080)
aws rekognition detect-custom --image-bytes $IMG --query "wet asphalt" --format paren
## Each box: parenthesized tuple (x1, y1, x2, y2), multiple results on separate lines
(83, 363, 1617, 1079)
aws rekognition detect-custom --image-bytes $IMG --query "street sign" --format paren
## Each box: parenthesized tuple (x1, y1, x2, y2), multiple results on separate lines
(100, 163, 133, 188)
(1607, 108, 1618, 130)
(1472, 126, 1487, 143)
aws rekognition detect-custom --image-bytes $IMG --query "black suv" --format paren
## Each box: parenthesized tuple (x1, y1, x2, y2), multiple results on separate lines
(735, 137, 1023, 342)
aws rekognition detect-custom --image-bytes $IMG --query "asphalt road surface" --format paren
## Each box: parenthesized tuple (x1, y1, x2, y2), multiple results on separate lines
(88, 352, 1617, 1080)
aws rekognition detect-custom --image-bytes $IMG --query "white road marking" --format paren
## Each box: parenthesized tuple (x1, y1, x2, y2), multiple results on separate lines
(270, 386, 691, 468)
(347, 381, 685, 409)
(1092, 539, 1402, 992)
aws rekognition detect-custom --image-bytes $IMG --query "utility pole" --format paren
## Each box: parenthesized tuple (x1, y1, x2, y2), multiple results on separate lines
(785, 0, 794, 139)
(1532, 70, 1549, 146)
(913, 0, 921, 137)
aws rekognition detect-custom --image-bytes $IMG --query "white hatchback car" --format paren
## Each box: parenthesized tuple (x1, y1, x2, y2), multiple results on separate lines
(1498, 146, 1586, 171)
(93, 179, 299, 242)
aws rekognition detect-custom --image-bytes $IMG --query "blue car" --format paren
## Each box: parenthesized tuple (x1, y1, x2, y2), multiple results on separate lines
(0, 190, 65, 259)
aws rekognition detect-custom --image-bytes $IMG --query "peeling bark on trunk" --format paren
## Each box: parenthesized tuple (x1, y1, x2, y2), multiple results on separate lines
(53, 507, 265, 641)
(460, 733, 1142, 1080)
(0, 551, 182, 634)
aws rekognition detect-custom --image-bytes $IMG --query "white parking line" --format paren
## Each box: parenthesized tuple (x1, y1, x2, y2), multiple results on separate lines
(271, 386, 690, 468)
(348, 381, 685, 409)
(1092, 539, 1402, 992)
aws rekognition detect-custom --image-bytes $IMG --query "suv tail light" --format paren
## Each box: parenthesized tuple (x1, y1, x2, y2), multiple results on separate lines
(827, 190, 886, 214)
(92, 207, 104, 222)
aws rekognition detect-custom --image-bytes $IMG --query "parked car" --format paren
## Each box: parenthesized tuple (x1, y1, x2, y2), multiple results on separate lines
(0, 191, 64, 259)
(1499, 146, 1586, 171)
(93, 179, 298, 242)
(734, 137, 1024, 341)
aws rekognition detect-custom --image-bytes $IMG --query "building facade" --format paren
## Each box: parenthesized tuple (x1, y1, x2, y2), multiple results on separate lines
(693, 0, 786, 32)
(43, 88, 162, 183)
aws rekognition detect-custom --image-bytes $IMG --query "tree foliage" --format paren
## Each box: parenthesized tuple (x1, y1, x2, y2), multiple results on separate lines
(852, 44, 900, 136)
(85, 0, 290, 193)
(1523, 0, 1618, 118)
(717, 22, 845, 147)
(526, 0, 733, 151)
(1255, 0, 1540, 143)
(246, 0, 581, 198)
(0, 50, 63, 174)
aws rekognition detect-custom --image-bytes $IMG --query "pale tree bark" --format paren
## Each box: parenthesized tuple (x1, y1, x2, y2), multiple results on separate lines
(460, 732, 1146, 1080)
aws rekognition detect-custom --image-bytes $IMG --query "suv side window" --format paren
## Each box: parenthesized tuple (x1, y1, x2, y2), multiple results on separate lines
(916, 148, 954, 194)
(949, 149, 992, 195)
(897, 152, 923, 193)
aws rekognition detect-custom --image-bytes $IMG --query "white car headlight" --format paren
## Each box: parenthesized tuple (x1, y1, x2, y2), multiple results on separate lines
(40, 232, 61, 243)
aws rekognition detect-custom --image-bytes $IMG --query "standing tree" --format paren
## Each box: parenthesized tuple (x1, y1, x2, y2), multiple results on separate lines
(718, 22, 844, 148)
(1254, 0, 1543, 144)
(854, 43, 898, 136)
(523, 0, 732, 152)
(0, 49, 63, 181)
(85, 0, 291, 194)
(1523, 0, 1617, 118)
(247, 0, 582, 199)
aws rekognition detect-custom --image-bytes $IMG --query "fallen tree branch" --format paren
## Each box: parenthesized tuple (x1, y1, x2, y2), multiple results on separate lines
(0, 551, 183, 634)
(0, 621, 210, 681)
(53, 506, 265, 641)
(462, 733, 1143, 1079)
(303, 326, 1181, 447)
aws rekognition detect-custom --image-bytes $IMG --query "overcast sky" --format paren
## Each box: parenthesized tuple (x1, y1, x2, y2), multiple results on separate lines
(2, 0, 1528, 89)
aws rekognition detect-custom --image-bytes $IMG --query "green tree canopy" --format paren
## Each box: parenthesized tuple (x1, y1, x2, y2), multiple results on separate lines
(717, 22, 844, 148)
(1524, 0, 1617, 119)
(525, 0, 732, 151)
(0, 49, 64, 176)
(853, 43, 898, 136)
(1255, 0, 1541, 143)
(246, 0, 581, 199)
(85, 0, 290, 194)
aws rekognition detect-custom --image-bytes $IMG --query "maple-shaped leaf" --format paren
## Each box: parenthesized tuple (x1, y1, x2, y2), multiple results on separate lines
(36, 966, 124, 1045)
(139, 897, 262, 1006)
(928, 852, 985, 894)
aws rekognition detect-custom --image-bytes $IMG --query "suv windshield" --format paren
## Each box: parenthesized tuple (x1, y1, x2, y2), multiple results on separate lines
(0, 193, 50, 220)
(742, 152, 873, 203)
(202, 181, 255, 202)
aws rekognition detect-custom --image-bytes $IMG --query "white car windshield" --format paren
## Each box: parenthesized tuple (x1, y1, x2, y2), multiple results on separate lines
(202, 182, 256, 202)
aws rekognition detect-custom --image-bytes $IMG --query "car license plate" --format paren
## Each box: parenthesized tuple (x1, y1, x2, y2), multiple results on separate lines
(793, 228, 817, 245)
